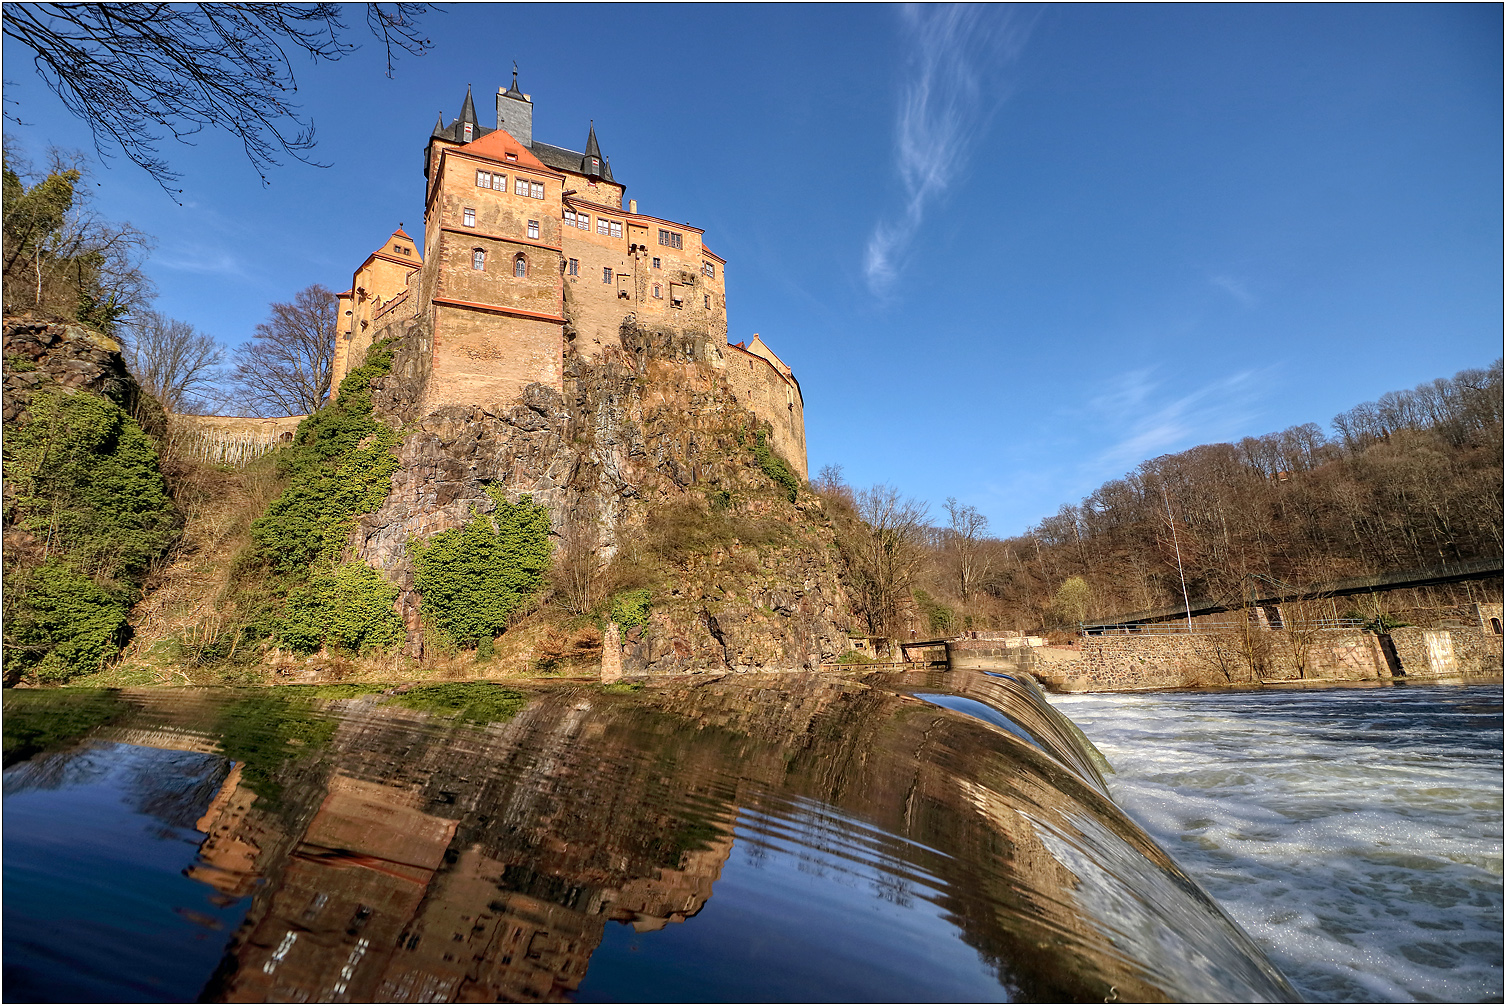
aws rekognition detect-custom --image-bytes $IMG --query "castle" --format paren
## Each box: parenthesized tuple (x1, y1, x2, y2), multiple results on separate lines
(327, 73, 807, 477)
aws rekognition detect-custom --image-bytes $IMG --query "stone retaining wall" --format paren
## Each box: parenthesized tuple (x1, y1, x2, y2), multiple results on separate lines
(1027, 625, 1501, 693)
(166, 413, 306, 466)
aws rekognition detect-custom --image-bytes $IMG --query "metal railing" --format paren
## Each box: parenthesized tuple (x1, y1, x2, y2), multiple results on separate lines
(1085, 617, 1366, 636)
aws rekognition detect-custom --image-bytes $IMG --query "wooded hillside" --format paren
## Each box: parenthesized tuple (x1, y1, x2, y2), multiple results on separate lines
(906, 360, 1503, 631)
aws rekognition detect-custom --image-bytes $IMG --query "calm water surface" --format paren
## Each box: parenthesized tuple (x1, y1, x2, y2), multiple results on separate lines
(2, 673, 1294, 1003)
(1051, 682, 1504, 1003)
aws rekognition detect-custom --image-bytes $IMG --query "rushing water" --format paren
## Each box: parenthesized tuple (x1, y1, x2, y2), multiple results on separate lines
(1050, 681, 1504, 1004)
(2, 673, 1296, 1003)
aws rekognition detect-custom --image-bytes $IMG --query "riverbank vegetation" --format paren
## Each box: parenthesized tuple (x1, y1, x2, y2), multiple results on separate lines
(816, 359, 1503, 635)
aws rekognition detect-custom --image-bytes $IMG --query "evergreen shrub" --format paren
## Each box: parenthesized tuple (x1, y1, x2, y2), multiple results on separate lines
(409, 489, 552, 648)
(609, 588, 652, 629)
(279, 561, 404, 655)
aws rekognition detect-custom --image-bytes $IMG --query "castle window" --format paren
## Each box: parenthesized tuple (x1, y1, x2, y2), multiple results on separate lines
(463, 122, 473, 142)
(597, 218, 610, 236)
(653, 284, 661, 299)
(610, 221, 623, 238)
(514, 254, 527, 278)
(576, 213, 590, 231)
(506, 152, 518, 162)
(669, 283, 683, 307)
(564, 209, 576, 227)
(463, 208, 476, 227)
(652, 257, 661, 269)
(476, 170, 492, 188)
(568, 258, 579, 276)
(703, 261, 715, 278)
(472, 248, 486, 270)
(527, 219, 540, 240)
(531, 181, 545, 199)
(658, 229, 683, 249)
(603, 267, 612, 284)
(515, 177, 528, 196)
(705, 295, 711, 309)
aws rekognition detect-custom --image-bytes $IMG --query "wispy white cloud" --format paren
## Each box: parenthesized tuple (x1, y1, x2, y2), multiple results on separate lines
(1087, 367, 1270, 476)
(154, 243, 248, 278)
(1211, 274, 1256, 306)
(864, 4, 1032, 297)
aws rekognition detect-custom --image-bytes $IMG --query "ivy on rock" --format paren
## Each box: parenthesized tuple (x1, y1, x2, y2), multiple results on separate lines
(409, 489, 552, 649)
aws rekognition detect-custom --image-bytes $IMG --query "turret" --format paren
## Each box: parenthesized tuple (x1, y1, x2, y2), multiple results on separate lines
(458, 85, 480, 143)
(582, 122, 608, 181)
(497, 65, 533, 146)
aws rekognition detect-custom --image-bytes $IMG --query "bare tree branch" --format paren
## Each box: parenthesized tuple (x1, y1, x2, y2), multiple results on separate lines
(2, 3, 434, 194)
(229, 284, 336, 416)
(123, 309, 225, 413)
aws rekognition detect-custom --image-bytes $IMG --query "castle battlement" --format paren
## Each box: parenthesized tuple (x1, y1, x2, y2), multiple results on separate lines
(329, 72, 806, 478)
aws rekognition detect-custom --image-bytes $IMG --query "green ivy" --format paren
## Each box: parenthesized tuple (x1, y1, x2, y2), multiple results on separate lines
(4, 562, 134, 682)
(4, 389, 177, 581)
(250, 339, 400, 576)
(752, 429, 799, 502)
(409, 489, 552, 648)
(278, 561, 405, 655)
(2, 387, 178, 683)
(609, 588, 652, 629)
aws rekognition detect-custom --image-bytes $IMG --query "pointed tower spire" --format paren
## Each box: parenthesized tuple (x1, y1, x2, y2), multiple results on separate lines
(432, 111, 445, 137)
(581, 120, 604, 179)
(505, 61, 524, 98)
(459, 85, 478, 125)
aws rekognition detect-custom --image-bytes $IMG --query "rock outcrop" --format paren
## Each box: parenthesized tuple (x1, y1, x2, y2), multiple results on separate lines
(352, 317, 856, 673)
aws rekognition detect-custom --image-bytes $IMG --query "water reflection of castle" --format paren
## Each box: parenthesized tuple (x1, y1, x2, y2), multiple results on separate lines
(176, 698, 736, 1003)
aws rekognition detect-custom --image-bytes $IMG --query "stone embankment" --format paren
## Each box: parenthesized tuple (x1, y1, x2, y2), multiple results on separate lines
(937, 609, 1503, 692)
(2, 316, 164, 434)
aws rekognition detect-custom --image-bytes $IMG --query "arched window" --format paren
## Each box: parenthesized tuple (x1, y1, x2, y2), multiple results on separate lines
(513, 254, 527, 278)
(472, 248, 485, 271)
(1492, 617, 1502, 635)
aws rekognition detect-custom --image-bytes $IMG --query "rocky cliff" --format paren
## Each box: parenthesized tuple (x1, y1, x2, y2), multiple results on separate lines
(348, 314, 856, 674)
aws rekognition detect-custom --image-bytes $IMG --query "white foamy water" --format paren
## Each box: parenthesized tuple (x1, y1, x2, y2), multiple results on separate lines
(1049, 682, 1503, 1003)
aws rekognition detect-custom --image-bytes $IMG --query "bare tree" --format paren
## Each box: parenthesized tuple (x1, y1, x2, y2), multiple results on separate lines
(123, 309, 224, 413)
(229, 284, 337, 417)
(943, 496, 992, 601)
(551, 499, 604, 617)
(846, 485, 930, 637)
(3, 3, 434, 193)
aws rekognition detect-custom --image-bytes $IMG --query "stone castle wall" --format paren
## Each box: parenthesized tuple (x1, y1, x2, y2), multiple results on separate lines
(166, 413, 305, 467)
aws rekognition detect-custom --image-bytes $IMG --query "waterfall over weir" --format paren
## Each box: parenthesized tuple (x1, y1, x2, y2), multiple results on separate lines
(3, 672, 1302, 1002)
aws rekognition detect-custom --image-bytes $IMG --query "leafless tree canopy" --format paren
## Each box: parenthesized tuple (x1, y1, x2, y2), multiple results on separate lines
(2, 3, 434, 192)
(943, 496, 991, 601)
(123, 309, 224, 414)
(230, 284, 337, 417)
(830, 483, 931, 637)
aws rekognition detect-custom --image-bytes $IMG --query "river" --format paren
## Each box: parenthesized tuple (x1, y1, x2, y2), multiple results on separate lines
(1050, 681, 1504, 1003)
(3, 673, 1294, 1002)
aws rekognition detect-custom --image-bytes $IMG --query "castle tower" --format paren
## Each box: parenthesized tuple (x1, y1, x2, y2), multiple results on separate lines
(496, 67, 532, 147)
(334, 74, 807, 477)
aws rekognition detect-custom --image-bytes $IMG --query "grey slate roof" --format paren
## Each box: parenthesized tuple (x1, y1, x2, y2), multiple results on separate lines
(528, 139, 615, 184)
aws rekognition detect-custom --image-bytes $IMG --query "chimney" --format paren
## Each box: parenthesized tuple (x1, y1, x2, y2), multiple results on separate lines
(496, 67, 533, 147)
(629, 199, 637, 214)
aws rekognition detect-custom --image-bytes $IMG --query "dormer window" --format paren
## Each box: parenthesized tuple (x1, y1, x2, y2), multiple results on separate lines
(506, 152, 518, 162)
(463, 122, 474, 142)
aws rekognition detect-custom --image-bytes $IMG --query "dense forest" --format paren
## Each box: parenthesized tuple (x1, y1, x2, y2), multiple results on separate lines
(823, 360, 1503, 636)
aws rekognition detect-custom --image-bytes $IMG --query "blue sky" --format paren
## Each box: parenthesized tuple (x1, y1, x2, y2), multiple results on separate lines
(3, 4, 1500, 538)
